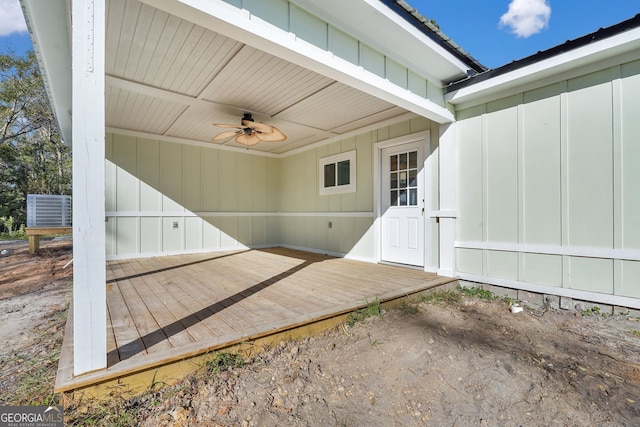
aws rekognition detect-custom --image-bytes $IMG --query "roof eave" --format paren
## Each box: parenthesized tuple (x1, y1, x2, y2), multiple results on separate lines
(290, 0, 482, 84)
(446, 15, 640, 108)
(20, 0, 72, 146)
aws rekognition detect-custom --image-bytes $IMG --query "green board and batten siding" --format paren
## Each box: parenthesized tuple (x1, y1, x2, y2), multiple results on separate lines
(106, 135, 280, 257)
(455, 59, 640, 300)
(219, 0, 443, 108)
(105, 117, 440, 267)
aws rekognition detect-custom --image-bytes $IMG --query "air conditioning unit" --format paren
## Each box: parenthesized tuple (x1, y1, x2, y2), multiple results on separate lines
(26, 194, 72, 227)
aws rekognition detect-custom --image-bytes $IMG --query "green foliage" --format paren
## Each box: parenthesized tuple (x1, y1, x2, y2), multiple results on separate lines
(2, 307, 68, 407)
(0, 50, 71, 228)
(418, 290, 462, 305)
(65, 399, 140, 427)
(206, 352, 245, 373)
(581, 306, 603, 317)
(399, 299, 420, 314)
(0, 215, 16, 236)
(346, 298, 382, 326)
(459, 286, 498, 300)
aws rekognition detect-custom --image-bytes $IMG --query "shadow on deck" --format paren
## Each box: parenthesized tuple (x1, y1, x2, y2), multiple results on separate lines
(55, 247, 457, 398)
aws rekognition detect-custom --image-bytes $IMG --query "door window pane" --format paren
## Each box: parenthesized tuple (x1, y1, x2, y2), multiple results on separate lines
(399, 189, 407, 206)
(409, 188, 417, 206)
(388, 149, 420, 207)
(409, 151, 417, 168)
(399, 171, 407, 187)
(409, 170, 417, 187)
(390, 172, 398, 189)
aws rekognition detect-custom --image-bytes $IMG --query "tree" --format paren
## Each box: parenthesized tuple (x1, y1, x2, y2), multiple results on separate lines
(0, 50, 71, 231)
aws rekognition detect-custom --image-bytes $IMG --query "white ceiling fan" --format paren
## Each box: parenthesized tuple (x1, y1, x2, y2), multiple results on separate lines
(212, 113, 287, 146)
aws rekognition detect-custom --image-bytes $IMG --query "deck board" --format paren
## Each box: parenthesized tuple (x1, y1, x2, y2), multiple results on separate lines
(56, 247, 457, 393)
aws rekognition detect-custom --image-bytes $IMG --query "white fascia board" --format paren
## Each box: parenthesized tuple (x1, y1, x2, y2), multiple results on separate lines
(20, 0, 72, 146)
(143, 0, 454, 124)
(291, 0, 471, 83)
(446, 26, 640, 108)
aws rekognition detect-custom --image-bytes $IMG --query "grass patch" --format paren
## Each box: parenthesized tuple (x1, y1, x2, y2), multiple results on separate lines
(459, 285, 498, 300)
(346, 298, 382, 326)
(3, 307, 68, 407)
(399, 299, 420, 314)
(206, 351, 245, 373)
(581, 306, 605, 317)
(66, 399, 140, 427)
(418, 290, 462, 305)
(4, 350, 61, 406)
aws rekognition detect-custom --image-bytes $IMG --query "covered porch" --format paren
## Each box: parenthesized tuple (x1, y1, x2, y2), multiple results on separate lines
(55, 247, 456, 396)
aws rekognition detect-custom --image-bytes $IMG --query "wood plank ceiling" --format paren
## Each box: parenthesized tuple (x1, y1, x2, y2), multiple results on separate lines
(105, 0, 409, 154)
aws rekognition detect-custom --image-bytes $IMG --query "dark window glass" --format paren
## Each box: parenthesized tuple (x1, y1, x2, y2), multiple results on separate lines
(390, 172, 398, 189)
(399, 189, 407, 206)
(409, 170, 417, 187)
(324, 163, 336, 187)
(409, 189, 417, 206)
(337, 160, 350, 186)
(399, 153, 407, 169)
(390, 190, 398, 206)
(409, 151, 417, 169)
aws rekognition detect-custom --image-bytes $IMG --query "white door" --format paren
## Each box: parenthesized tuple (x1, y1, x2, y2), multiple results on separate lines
(381, 141, 424, 266)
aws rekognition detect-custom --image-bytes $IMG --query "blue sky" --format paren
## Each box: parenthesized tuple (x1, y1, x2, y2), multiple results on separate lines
(410, 0, 640, 68)
(0, 0, 638, 69)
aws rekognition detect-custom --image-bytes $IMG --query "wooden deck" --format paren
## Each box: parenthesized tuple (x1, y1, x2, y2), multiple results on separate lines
(55, 247, 456, 397)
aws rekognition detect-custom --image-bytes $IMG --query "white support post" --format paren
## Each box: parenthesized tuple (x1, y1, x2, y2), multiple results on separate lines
(438, 123, 457, 277)
(72, 0, 106, 375)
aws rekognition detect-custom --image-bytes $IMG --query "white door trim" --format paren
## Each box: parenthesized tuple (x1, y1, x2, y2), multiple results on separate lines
(374, 130, 430, 269)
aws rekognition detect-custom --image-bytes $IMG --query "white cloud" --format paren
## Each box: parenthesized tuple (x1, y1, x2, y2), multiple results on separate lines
(500, 0, 551, 38)
(0, 0, 27, 36)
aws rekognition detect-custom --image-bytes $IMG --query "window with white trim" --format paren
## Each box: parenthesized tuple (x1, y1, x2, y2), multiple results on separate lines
(319, 150, 356, 195)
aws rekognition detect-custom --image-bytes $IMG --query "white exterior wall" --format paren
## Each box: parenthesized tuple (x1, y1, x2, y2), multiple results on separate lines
(277, 117, 440, 266)
(455, 59, 640, 307)
(105, 134, 280, 259)
(106, 116, 442, 270)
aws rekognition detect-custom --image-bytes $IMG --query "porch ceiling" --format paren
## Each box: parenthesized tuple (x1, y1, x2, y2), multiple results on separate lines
(105, 0, 410, 155)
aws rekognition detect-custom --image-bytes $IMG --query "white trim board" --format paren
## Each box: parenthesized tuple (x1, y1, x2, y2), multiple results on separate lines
(456, 241, 640, 262)
(105, 211, 375, 218)
(458, 273, 640, 310)
(106, 242, 376, 264)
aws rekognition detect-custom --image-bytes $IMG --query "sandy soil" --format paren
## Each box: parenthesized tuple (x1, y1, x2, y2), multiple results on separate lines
(2, 239, 640, 426)
(0, 239, 72, 404)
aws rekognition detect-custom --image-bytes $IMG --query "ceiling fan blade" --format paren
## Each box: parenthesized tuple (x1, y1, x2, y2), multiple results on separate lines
(236, 133, 261, 146)
(213, 123, 244, 129)
(256, 126, 287, 142)
(244, 120, 273, 134)
(212, 130, 241, 141)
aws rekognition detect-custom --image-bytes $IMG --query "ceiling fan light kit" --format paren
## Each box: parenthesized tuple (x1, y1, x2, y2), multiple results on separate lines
(213, 113, 287, 147)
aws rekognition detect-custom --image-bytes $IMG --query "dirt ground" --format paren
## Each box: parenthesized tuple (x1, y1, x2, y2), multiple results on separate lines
(2, 240, 640, 426)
